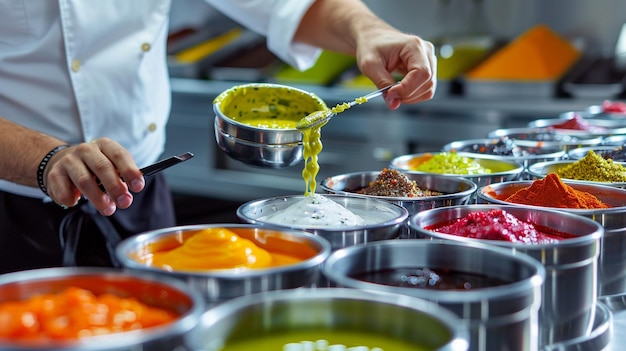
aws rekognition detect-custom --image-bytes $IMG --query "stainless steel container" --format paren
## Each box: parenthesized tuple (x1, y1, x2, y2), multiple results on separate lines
(487, 127, 604, 151)
(236, 194, 409, 250)
(115, 224, 331, 306)
(213, 83, 327, 168)
(527, 118, 626, 137)
(478, 180, 626, 296)
(526, 160, 626, 188)
(320, 171, 477, 215)
(409, 204, 603, 348)
(567, 145, 626, 161)
(442, 138, 566, 169)
(389, 152, 525, 187)
(0, 267, 205, 351)
(321, 240, 545, 351)
(541, 301, 612, 351)
(185, 288, 470, 351)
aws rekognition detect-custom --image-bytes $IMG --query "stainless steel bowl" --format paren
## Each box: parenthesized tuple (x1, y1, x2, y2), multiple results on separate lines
(602, 134, 626, 146)
(213, 83, 327, 168)
(541, 301, 612, 351)
(409, 204, 603, 347)
(477, 181, 626, 296)
(568, 145, 626, 162)
(236, 194, 409, 250)
(322, 240, 544, 351)
(442, 138, 566, 169)
(487, 127, 604, 151)
(528, 118, 626, 137)
(389, 152, 525, 187)
(185, 288, 469, 351)
(526, 160, 626, 188)
(0, 267, 204, 351)
(320, 171, 477, 216)
(115, 224, 331, 305)
(214, 121, 303, 168)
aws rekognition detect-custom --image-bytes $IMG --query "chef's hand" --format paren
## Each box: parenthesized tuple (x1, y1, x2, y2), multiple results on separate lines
(355, 28, 437, 110)
(43, 138, 145, 216)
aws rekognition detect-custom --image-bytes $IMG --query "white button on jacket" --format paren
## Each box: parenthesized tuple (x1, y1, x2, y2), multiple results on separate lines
(0, 0, 319, 198)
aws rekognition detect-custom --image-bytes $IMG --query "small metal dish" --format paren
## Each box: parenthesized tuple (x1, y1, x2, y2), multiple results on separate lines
(236, 194, 409, 250)
(185, 288, 470, 351)
(487, 127, 603, 151)
(389, 152, 524, 187)
(528, 118, 626, 137)
(213, 83, 327, 168)
(0, 267, 205, 351)
(526, 160, 626, 188)
(322, 240, 545, 351)
(442, 138, 566, 168)
(568, 145, 626, 161)
(115, 224, 331, 305)
(320, 171, 477, 215)
(409, 204, 603, 347)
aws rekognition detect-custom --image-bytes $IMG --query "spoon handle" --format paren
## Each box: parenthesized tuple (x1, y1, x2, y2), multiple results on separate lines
(361, 82, 400, 101)
(97, 152, 194, 192)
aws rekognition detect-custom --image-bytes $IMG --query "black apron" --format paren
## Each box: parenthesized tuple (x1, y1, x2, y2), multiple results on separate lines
(0, 173, 175, 274)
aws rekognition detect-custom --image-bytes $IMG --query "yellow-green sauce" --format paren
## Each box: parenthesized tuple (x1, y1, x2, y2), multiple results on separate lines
(216, 330, 432, 351)
(214, 84, 327, 129)
(410, 152, 493, 175)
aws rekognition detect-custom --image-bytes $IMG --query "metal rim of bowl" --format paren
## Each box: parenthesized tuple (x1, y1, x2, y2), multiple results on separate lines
(320, 170, 478, 201)
(0, 267, 205, 350)
(567, 145, 626, 159)
(389, 152, 525, 178)
(477, 180, 626, 215)
(541, 301, 612, 351)
(213, 82, 327, 133)
(236, 194, 410, 232)
(486, 127, 605, 146)
(215, 123, 302, 148)
(321, 239, 546, 304)
(527, 118, 626, 136)
(115, 224, 332, 279)
(187, 287, 470, 351)
(442, 138, 567, 161)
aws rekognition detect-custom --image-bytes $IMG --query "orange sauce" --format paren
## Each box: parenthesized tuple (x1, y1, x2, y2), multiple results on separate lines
(138, 228, 315, 271)
(0, 287, 177, 342)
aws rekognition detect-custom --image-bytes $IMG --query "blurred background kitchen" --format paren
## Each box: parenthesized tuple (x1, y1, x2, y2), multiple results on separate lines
(165, 0, 626, 224)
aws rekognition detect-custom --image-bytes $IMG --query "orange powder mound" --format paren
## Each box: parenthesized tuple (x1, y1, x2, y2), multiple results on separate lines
(505, 173, 609, 209)
(466, 24, 580, 80)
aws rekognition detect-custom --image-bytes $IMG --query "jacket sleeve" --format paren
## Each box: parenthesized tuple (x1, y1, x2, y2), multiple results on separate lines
(204, 0, 322, 71)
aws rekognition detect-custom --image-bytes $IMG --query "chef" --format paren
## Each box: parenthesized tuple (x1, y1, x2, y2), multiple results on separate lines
(0, 0, 436, 272)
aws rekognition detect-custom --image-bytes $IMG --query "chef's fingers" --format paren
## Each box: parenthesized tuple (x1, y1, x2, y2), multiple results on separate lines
(44, 138, 142, 216)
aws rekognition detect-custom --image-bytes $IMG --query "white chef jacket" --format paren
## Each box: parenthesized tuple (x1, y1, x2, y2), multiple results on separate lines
(0, 0, 319, 198)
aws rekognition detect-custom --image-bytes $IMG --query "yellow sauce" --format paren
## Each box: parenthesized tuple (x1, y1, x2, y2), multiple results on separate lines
(141, 228, 305, 271)
(214, 85, 326, 129)
(302, 126, 323, 196)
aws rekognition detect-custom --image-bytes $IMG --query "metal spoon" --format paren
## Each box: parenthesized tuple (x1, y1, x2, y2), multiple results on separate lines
(296, 82, 400, 130)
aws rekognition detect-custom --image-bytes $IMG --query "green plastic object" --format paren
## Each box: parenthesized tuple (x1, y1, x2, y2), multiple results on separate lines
(272, 51, 356, 85)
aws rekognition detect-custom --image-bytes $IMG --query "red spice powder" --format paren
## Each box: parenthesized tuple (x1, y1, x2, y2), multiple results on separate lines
(505, 173, 609, 209)
(551, 113, 603, 131)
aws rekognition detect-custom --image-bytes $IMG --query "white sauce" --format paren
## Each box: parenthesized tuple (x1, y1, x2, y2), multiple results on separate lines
(262, 195, 367, 228)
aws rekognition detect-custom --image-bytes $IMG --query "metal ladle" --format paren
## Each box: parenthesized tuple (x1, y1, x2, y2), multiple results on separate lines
(296, 82, 400, 130)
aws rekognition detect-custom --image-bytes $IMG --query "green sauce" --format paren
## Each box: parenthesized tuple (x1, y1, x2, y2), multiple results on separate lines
(217, 329, 433, 351)
(214, 84, 327, 129)
(414, 152, 492, 175)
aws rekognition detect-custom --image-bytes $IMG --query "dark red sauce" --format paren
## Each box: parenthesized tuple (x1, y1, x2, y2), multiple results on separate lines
(424, 209, 575, 244)
(351, 267, 511, 290)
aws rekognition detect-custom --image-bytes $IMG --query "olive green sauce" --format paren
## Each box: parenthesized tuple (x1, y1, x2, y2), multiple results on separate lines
(214, 85, 327, 129)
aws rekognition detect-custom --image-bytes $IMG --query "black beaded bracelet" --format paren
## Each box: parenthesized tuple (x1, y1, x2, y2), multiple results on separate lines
(37, 144, 70, 196)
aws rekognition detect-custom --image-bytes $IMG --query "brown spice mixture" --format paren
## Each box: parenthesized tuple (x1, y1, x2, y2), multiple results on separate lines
(357, 168, 443, 197)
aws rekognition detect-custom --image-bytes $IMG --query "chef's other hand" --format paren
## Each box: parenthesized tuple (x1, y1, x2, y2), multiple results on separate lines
(356, 28, 437, 110)
(43, 138, 145, 216)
